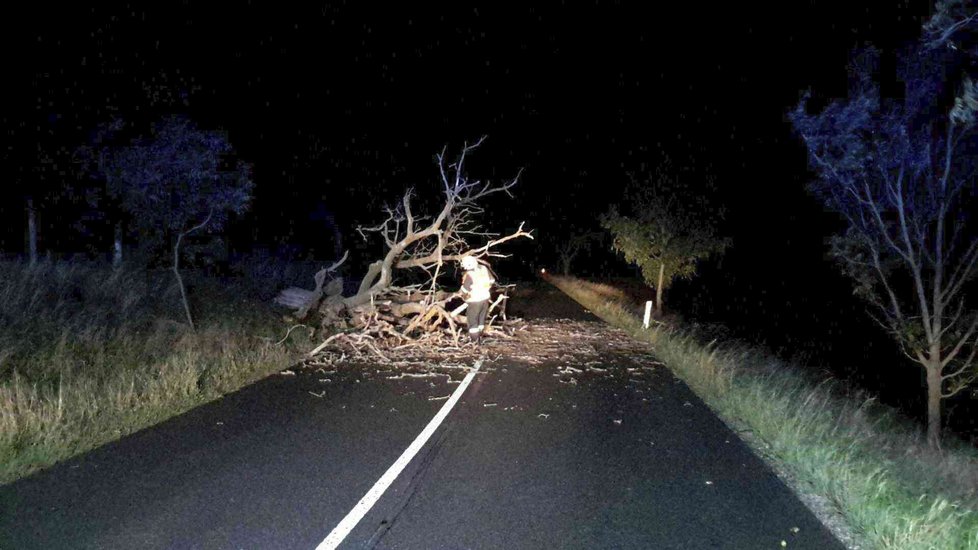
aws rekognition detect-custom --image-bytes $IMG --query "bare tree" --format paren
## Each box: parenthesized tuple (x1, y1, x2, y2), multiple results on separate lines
(792, 44, 978, 447)
(279, 138, 532, 349)
(556, 231, 600, 276)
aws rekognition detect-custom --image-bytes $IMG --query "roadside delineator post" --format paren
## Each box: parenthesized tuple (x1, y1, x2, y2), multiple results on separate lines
(643, 300, 653, 329)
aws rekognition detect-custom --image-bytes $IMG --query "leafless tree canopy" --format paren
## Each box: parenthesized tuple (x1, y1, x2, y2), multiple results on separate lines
(275, 138, 533, 353)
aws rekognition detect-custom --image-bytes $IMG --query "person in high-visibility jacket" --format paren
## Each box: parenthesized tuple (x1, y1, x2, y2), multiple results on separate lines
(459, 255, 495, 345)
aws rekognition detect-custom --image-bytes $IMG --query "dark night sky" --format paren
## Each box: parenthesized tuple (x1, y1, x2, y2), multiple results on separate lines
(3, 2, 931, 250)
(4, 2, 953, 417)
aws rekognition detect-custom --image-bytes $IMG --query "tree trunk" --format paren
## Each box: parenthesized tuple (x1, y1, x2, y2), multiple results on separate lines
(173, 233, 195, 331)
(925, 362, 942, 448)
(27, 198, 37, 265)
(113, 221, 123, 268)
(655, 262, 665, 316)
(171, 212, 212, 332)
(560, 254, 572, 276)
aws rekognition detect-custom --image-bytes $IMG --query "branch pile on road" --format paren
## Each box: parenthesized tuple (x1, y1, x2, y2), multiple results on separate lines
(299, 317, 658, 375)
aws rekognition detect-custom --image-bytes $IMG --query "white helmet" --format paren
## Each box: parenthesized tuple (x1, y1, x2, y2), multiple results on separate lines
(460, 256, 478, 271)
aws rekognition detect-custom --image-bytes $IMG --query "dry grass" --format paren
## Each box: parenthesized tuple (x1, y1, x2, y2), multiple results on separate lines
(0, 260, 311, 484)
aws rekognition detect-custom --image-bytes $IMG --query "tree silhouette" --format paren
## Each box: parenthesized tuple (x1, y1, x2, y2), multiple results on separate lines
(99, 115, 253, 330)
(601, 161, 729, 316)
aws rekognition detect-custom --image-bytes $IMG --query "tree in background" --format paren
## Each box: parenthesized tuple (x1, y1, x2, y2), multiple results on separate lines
(2, 111, 76, 264)
(600, 161, 729, 316)
(555, 230, 601, 276)
(75, 116, 132, 267)
(99, 115, 253, 330)
(72, 75, 204, 267)
(791, 40, 978, 447)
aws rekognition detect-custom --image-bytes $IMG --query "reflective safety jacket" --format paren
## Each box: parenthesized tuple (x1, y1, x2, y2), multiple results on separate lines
(461, 264, 494, 303)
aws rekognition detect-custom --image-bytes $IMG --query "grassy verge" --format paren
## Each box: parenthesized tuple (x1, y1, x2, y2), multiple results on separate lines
(547, 273, 978, 550)
(0, 260, 314, 485)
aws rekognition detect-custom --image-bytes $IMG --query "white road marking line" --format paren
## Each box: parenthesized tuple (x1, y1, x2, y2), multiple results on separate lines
(316, 360, 483, 550)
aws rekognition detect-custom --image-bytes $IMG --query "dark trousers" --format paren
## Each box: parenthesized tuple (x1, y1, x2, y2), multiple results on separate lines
(466, 299, 489, 335)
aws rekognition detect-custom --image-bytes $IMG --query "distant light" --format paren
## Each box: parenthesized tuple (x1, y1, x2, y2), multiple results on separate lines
(540, 268, 546, 274)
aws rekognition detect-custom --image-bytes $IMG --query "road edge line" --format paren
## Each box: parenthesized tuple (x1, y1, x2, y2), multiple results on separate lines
(316, 359, 483, 550)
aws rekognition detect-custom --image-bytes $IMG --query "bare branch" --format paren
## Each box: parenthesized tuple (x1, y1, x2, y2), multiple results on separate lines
(940, 316, 978, 368)
(942, 238, 978, 302)
(327, 250, 350, 272)
(925, 12, 978, 49)
(942, 344, 978, 383)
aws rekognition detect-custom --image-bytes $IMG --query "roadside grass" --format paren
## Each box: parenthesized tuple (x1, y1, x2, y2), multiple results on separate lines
(547, 273, 978, 550)
(0, 260, 313, 485)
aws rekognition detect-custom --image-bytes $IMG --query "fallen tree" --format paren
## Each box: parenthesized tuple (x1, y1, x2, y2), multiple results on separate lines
(275, 138, 533, 355)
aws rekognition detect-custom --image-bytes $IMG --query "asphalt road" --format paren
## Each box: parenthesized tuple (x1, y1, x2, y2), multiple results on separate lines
(1, 293, 845, 550)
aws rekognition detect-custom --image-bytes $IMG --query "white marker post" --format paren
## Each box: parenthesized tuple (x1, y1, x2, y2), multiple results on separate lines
(643, 300, 653, 329)
(316, 360, 482, 550)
